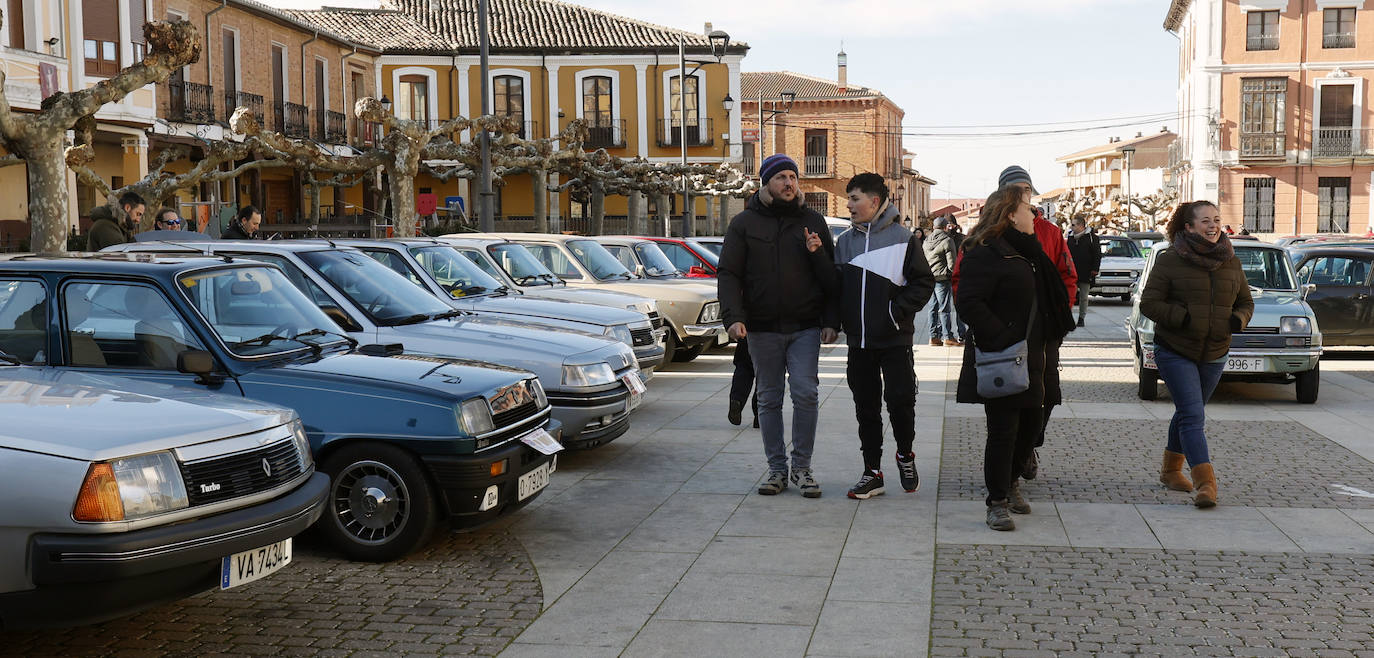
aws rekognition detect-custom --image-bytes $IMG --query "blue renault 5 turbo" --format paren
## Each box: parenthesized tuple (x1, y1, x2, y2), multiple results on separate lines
(0, 254, 562, 562)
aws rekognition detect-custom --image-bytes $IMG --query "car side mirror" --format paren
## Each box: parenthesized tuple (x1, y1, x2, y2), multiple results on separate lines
(1302, 283, 1316, 299)
(687, 265, 707, 277)
(177, 349, 225, 385)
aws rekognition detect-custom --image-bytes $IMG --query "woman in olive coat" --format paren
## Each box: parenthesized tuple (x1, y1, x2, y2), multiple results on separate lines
(955, 186, 1073, 531)
(1139, 201, 1254, 508)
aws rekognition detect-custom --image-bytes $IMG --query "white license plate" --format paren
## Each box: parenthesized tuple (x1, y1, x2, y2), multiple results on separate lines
(623, 372, 647, 410)
(520, 427, 563, 455)
(1224, 357, 1265, 373)
(518, 462, 551, 501)
(716, 332, 729, 345)
(220, 538, 292, 590)
(1103, 286, 1131, 294)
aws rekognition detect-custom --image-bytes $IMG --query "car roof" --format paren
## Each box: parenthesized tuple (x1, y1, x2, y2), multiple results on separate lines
(597, 236, 655, 245)
(120, 239, 343, 255)
(0, 252, 239, 274)
(1290, 246, 1374, 259)
(488, 233, 597, 243)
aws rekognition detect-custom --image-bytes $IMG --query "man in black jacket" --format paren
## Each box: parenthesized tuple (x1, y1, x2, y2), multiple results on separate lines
(222, 205, 262, 240)
(718, 154, 839, 498)
(1065, 217, 1101, 327)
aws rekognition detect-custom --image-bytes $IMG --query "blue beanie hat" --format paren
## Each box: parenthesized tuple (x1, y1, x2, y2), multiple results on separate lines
(758, 154, 799, 184)
(997, 165, 1038, 195)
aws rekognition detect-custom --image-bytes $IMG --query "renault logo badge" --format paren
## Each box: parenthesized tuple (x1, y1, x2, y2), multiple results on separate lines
(262, 458, 272, 477)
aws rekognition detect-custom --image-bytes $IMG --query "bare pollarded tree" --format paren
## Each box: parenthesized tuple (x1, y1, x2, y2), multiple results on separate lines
(0, 13, 202, 252)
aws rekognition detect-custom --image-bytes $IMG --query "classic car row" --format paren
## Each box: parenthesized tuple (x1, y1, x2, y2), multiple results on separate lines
(0, 232, 729, 629)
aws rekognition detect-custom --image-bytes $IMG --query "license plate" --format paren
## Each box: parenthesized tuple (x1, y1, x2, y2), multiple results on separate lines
(1103, 286, 1131, 293)
(716, 332, 729, 345)
(623, 372, 647, 410)
(518, 462, 551, 501)
(1224, 357, 1265, 373)
(520, 427, 563, 455)
(221, 538, 292, 590)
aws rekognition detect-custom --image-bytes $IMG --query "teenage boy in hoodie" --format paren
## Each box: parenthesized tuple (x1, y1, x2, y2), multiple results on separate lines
(834, 173, 936, 499)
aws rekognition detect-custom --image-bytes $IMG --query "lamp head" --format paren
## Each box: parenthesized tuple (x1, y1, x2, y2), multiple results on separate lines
(722, 94, 735, 112)
(780, 90, 796, 110)
(380, 95, 392, 112)
(708, 30, 730, 60)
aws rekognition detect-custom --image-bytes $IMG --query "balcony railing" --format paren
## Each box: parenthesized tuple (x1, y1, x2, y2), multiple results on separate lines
(280, 102, 310, 139)
(1314, 127, 1374, 158)
(165, 81, 215, 124)
(1239, 132, 1285, 158)
(324, 110, 347, 144)
(224, 90, 264, 127)
(803, 154, 830, 177)
(1323, 32, 1356, 48)
(657, 118, 714, 147)
(1246, 34, 1279, 51)
(584, 119, 626, 148)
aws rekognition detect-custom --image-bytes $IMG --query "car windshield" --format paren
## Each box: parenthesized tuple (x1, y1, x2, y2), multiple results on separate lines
(1235, 246, 1297, 291)
(487, 243, 562, 286)
(1102, 238, 1142, 258)
(299, 249, 455, 325)
(684, 240, 720, 267)
(409, 246, 504, 297)
(634, 243, 680, 277)
(567, 239, 634, 280)
(177, 266, 348, 356)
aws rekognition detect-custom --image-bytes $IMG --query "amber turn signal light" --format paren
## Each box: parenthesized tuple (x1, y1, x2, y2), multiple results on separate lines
(490, 459, 508, 478)
(73, 463, 125, 522)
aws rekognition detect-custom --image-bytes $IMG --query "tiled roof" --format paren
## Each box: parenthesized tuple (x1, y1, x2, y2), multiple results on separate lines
(1055, 131, 1176, 163)
(311, 0, 746, 54)
(231, 0, 381, 51)
(1163, 0, 1191, 31)
(741, 71, 880, 101)
(282, 8, 452, 53)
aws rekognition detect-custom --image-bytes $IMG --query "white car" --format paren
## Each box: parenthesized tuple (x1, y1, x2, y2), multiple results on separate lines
(1090, 234, 1146, 301)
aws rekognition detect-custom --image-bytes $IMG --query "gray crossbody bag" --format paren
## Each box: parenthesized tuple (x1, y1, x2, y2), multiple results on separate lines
(973, 296, 1036, 399)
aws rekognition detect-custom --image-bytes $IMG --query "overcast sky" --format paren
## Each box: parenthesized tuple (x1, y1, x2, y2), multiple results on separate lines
(280, 0, 1181, 201)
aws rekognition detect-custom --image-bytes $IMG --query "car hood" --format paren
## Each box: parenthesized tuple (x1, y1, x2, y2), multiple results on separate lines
(466, 294, 644, 326)
(277, 351, 528, 391)
(1247, 289, 1313, 329)
(1101, 256, 1145, 270)
(593, 279, 717, 303)
(380, 316, 635, 374)
(521, 286, 655, 313)
(0, 367, 296, 462)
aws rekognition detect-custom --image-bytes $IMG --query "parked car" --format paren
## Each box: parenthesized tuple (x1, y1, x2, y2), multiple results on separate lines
(473, 233, 726, 362)
(1090, 234, 1146, 301)
(640, 236, 719, 277)
(1275, 234, 1374, 248)
(1285, 239, 1374, 265)
(1125, 231, 1167, 257)
(0, 255, 559, 562)
(1127, 240, 1322, 403)
(328, 238, 664, 375)
(1291, 247, 1374, 347)
(693, 236, 724, 257)
(826, 216, 851, 241)
(0, 365, 327, 629)
(108, 241, 642, 448)
(595, 236, 686, 280)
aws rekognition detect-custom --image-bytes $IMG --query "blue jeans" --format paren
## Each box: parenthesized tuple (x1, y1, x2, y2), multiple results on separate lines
(929, 281, 956, 341)
(1154, 345, 1224, 467)
(748, 328, 822, 473)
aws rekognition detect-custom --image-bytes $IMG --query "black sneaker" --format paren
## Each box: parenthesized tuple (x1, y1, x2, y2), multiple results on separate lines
(846, 471, 885, 499)
(1077, 317, 1086, 327)
(1022, 449, 1038, 480)
(727, 399, 744, 426)
(1008, 481, 1031, 514)
(986, 501, 1015, 531)
(895, 452, 919, 493)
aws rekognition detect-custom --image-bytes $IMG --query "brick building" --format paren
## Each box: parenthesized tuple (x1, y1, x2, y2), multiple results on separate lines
(1166, 0, 1374, 236)
(1056, 129, 1176, 220)
(738, 53, 934, 223)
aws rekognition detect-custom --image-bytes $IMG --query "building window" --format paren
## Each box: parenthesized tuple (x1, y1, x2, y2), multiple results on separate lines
(1323, 8, 1356, 48)
(129, 0, 146, 60)
(1316, 84, 1355, 157)
(669, 74, 700, 145)
(1246, 10, 1280, 51)
(494, 75, 524, 136)
(1239, 78, 1286, 158)
(7, 0, 24, 50)
(804, 192, 827, 214)
(582, 76, 614, 145)
(83, 0, 119, 77)
(1317, 177, 1350, 233)
(804, 130, 829, 176)
(741, 142, 756, 177)
(1242, 178, 1275, 233)
(397, 75, 429, 124)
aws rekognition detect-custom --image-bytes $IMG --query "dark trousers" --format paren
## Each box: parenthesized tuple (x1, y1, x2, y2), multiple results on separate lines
(984, 405, 1042, 505)
(847, 345, 916, 471)
(730, 338, 757, 417)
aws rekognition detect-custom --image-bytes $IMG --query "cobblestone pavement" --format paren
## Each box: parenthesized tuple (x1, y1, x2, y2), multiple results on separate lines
(930, 544, 1374, 657)
(938, 417, 1374, 509)
(2, 529, 541, 656)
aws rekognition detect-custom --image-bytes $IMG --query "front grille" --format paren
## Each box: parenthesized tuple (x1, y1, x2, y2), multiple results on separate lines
(1238, 327, 1279, 334)
(493, 399, 540, 428)
(631, 327, 656, 347)
(181, 439, 303, 507)
(648, 312, 664, 329)
(1100, 271, 1135, 279)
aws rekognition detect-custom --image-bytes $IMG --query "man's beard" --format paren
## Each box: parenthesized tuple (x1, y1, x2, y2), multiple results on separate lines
(767, 192, 802, 215)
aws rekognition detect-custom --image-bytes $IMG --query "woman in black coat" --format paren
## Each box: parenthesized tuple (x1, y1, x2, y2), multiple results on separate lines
(955, 186, 1074, 531)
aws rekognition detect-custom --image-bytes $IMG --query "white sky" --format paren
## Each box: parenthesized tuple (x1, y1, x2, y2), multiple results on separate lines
(278, 0, 1182, 201)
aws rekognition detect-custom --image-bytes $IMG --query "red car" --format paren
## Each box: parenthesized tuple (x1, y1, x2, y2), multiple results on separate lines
(640, 236, 718, 278)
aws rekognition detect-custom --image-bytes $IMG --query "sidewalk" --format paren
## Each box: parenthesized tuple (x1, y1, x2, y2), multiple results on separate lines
(497, 302, 1374, 657)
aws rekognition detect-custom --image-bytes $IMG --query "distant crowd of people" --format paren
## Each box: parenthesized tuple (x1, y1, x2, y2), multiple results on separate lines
(84, 191, 264, 251)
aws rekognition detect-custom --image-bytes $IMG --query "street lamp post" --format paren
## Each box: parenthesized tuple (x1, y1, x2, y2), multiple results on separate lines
(757, 90, 795, 158)
(675, 30, 731, 238)
(478, 0, 494, 232)
(1121, 145, 1136, 231)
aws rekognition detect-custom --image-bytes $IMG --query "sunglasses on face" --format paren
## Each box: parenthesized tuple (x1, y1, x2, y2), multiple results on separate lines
(157, 218, 182, 226)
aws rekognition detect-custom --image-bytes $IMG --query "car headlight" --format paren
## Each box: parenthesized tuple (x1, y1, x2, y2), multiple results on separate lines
(628, 300, 657, 315)
(1280, 316, 1311, 334)
(290, 418, 314, 471)
(563, 362, 616, 387)
(529, 378, 548, 409)
(73, 451, 188, 522)
(458, 397, 495, 435)
(1129, 271, 1140, 279)
(605, 323, 635, 347)
(698, 301, 721, 323)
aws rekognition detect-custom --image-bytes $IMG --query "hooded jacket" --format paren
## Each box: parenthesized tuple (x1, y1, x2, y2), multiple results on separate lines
(923, 228, 956, 281)
(834, 203, 936, 349)
(85, 206, 130, 252)
(717, 189, 838, 333)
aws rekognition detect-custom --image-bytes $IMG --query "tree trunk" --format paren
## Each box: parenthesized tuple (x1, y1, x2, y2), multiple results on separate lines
(627, 191, 643, 235)
(531, 169, 547, 233)
(715, 196, 727, 235)
(655, 193, 669, 237)
(308, 182, 321, 226)
(681, 190, 694, 238)
(387, 164, 417, 237)
(22, 135, 70, 253)
(589, 183, 605, 236)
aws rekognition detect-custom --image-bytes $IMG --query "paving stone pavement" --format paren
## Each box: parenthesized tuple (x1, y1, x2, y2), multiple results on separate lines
(2, 529, 542, 656)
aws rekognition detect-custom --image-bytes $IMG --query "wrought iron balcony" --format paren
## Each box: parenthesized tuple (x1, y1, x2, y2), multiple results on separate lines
(584, 119, 626, 148)
(1246, 34, 1279, 51)
(1323, 32, 1356, 49)
(224, 91, 264, 127)
(657, 118, 714, 147)
(280, 102, 310, 139)
(324, 110, 347, 144)
(164, 81, 215, 124)
(1314, 127, 1373, 158)
(803, 154, 830, 177)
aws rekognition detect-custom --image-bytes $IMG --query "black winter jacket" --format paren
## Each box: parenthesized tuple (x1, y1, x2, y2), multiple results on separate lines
(221, 220, 258, 240)
(834, 204, 936, 349)
(1066, 230, 1102, 285)
(718, 192, 838, 333)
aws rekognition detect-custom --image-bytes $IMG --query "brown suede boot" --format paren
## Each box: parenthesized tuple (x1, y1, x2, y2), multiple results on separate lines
(1159, 450, 1192, 492)
(1190, 463, 1217, 508)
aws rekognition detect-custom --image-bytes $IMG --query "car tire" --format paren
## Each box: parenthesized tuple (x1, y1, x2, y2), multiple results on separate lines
(318, 442, 438, 562)
(1295, 365, 1320, 404)
(1138, 366, 1158, 401)
(663, 328, 679, 362)
(672, 342, 707, 362)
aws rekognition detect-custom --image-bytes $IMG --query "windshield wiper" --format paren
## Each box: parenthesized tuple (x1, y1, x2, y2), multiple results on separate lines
(431, 309, 466, 320)
(292, 328, 358, 349)
(234, 333, 321, 356)
(389, 313, 434, 326)
(492, 285, 512, 296)
(515, 274, 543, 285)
(0, 350, 21, 365)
